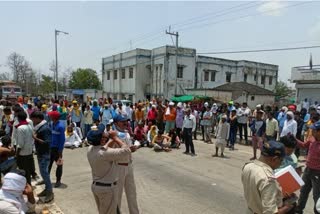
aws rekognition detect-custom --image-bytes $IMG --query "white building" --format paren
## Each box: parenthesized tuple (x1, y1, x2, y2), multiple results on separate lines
(102, 46, 278, 102)
(196, 56, 278, 91)
(291, 65, 320, 104)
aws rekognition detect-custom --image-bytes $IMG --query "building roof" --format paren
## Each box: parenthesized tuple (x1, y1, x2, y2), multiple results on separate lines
(210, 82, 274, 96)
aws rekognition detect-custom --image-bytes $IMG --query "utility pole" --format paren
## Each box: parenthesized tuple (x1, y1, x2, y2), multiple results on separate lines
(54, 29, 69, 100)
(166, 27, 179, 96)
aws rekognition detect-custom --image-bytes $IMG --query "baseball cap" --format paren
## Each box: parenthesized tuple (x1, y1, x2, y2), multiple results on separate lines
(261, 141, 285, 158)
(113, 114, 128, 122)
(228, 101, 234, 105)
(310, 121, 320, 130)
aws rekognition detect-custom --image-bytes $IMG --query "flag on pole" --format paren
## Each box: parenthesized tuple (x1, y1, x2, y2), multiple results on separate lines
(309, 53, 313, 70)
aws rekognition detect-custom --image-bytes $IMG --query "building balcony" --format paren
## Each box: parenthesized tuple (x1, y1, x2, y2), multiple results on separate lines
(291, 65, 320, 83)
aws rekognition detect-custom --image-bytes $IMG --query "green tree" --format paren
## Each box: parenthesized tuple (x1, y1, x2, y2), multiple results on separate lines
(274, 81, 292, 100)
(39, 75, 55, 95)
(68, 68, 101, 89)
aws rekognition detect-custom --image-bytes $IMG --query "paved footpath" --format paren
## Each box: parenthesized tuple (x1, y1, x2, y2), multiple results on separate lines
(37, 138, 314, 214)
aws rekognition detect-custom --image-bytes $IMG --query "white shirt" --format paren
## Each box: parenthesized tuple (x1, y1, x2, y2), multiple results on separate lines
(16, 123, 34, 156)
(237, 107, 251, 124)
(280, 119, 297, 137)
(182, 114, 196, 132)
(302, 101, 309, 110)
(216, 122, 230, 140)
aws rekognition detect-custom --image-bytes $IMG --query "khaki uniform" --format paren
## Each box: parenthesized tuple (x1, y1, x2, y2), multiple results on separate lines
(116, 132, 140, 214)
(87, 144, 131, 214)
(241, 160, 283, 214)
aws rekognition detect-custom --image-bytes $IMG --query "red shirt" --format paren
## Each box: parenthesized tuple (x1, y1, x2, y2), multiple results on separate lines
(134, 127, 145, 141)
(298, 139, 320, 170)
(147, 109, 157, 120)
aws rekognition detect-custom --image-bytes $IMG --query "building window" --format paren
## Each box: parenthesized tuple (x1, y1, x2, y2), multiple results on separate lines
(244, 74, 247, 82)
(261, 75, 265, 84)
(177, 66, 183, 78)
(204, 71, 209, 81)
(114, 70, 118, 80)
(254, 74, 257, 81)
(107, 71, 110, 80)
(128, 95, 133, 101)
(211, 72, 216, 82)
(251, 96, 255, 101)
(121, 69, 125, 79)
(129, 68, 133, 78)
(269, 76, 273, 85)
(226, 73, 231, 83)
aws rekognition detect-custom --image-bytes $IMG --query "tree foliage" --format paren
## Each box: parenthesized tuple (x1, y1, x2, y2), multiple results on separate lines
(68, 68, 101, 89)
(7, 52, 31, 83)
(274, 81, 292, 100)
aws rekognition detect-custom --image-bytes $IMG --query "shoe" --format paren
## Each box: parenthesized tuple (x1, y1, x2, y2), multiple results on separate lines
(32, 174, 40, 180)
(190, 153, 197, 157)
(250, 157, 256, 161)
(54, 181, 61, 188)
(183, 151, 190, 155)
(212, 154, 218, 157)
(44, 191, 54, 203)
(220, 154, 225, 158)
(37, 189, 47, 197)
(36, 180, 45, 186)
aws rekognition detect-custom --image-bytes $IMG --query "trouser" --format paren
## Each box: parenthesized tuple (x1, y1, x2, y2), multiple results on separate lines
(229, 127, 237, 147)
(201, 125, 205, 140)
(0, 158, 17, 175)
(37, 153, 52, 191)
(296, 167, 320, 214)
(17, 154, 33, 185)
(238, 123, 248, 142)
(48, 147, 63, 182)
(156, 121, 164, 131)
(165, 121, 175, 133)
(130, 121, 135, 132)
(193, 124, 198, 140)
(215, 139, 226, 154)
(183, 128, 195, 154)
(176, 128, 183, 142)
(204, 125, 211, 142)
(84, 124, 92, 138)
(117, 163, 139, 214)
(92, 183, 118, 214)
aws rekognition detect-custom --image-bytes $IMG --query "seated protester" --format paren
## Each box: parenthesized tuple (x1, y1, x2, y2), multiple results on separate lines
(168, 128, 181, 149)
(71, 122, 83, 141)
(151, 130, 171, 152)
(147, 125, 158, 146)
(144, 121, 153, 134)
(134, 121, 148, 147)
(275, 134, 301, 174)
(0, 136, 16, 176)
(0, 170, 36, 214)
(65, 125, 82, 149)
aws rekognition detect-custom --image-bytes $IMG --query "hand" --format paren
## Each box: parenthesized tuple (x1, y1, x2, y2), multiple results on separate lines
(108, 130, 118, 139)
(23, 183, 33, 196)
(130, 145, 137, 152)
(32, 133, 37, 140)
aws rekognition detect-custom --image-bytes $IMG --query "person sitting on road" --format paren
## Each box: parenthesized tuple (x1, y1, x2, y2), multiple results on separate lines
(147, 125, 158, 146)
(64, 125, 82, 149)
(168, 128, 181, 149)
(0, 170, 36, 214)
(0, 136, 16, 176)
(134, 121, 148, 147)
(151, 129, 171, 152)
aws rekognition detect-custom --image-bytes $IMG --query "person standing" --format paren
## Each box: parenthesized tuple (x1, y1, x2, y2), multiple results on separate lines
(113, 114, 139, 214)
(175, 102, 184, 142)
(84, 105, 94, 138)
(265, 111, 279, 141)
(15, 111, 34, 185)
(249, 110, 266, 160)
(280, 111, 297, 137)
(48, 111, 65, 188)
(147, 104, 157, 125)
(213, 115, 229, 157)
(201, 106, 213, 143)
(277, 106, 288, 135)
(241, 141, 294, 214)
(156, 100, 165, 132)
(228, 109, 238, 150)
(164, 102, 176, 134)
(87, 124, 131, 214)
(71, 101, 83, 128)
(135, 104, 145, 125)
(30, 111, 54, 203)
(182, 108, 196, 156)
(295, 121, 320, 214)
(237, 102, 250, 145)
(101, 104, 113, 127)
(58, 100, 68, 128)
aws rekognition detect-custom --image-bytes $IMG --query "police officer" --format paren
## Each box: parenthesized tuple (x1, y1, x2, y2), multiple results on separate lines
(113, 114, 140, 214)
(87, 124, 131, 214)
(241, 141, 295, 214)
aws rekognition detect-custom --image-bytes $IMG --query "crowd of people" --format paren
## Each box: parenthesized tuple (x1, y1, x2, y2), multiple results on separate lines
(0, 95, 319, 213)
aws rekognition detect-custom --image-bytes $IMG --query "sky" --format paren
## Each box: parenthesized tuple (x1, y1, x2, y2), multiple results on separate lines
(1, 0, 320, 85)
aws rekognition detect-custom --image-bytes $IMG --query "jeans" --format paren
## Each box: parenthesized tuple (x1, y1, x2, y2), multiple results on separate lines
(229, 127, 237, 147)
(17, 154, 33, 185)
(296, 167, 320, 214)
(48, 147, 63, 182)
(38, 154, 52, 191)
(183, 128, 195, 154)
(84, 124, 91, 138)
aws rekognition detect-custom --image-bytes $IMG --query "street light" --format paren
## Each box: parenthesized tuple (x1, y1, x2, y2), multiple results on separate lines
(55, 29, 68, 100)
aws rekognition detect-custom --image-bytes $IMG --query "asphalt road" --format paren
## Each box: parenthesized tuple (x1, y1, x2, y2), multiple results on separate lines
(49, 138, 314, 214)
